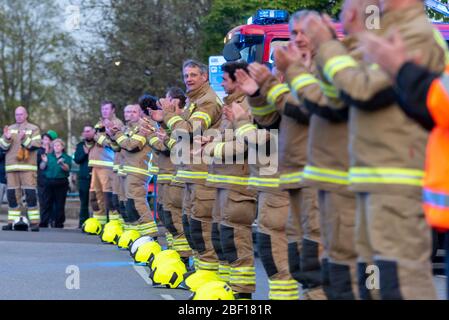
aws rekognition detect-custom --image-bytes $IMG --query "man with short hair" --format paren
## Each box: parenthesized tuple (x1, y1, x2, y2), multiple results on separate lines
(88, 101, 123, 226)
(161, 59, 222, 273)
(0, 106, 41, 231)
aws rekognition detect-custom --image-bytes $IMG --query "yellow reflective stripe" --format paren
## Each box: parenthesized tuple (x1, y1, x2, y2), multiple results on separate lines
(166, 139, 176, 149)
(116, 135, 127, 144)
(323, 55, 358, 82)
(191, 111, 212, 129)
(370, 64, 380, 70)
(167, 116, 184, 130)
(22, 137, 32, 147)
(303, 165, 350, 185)
(319, 81, 338, 98)
(148, 166, 159, 174)
(269, 293, 299, 300)
(291, 73, 319, 92)
(113, 165, 120, 171)
(188, 103, 196, 114)
(131, 134, 146, 145)
(157, 174, 173, 181)
(267, 84, 290, 106)
(9, 130, 19, 134)
(88, 160, 114, 168)
(349, 167, 424, 186)
(214, 142, 225, 159)
(248, 177, 280, 188)
(176, 170, 208, 179)
(123, 166, 150, 176)
(97, 135, 106, 145)
(236, 123, 257, 138)
(433, 29, 449, 64)
(31, 135, 41, 141)
(251, 104, 277, 116)
(5, 164, 38, 172)
(149, 136, 159, 146)
(207, 174, 250, 186)
(280, 171, 303, 184)
(0, 138, 11, 148)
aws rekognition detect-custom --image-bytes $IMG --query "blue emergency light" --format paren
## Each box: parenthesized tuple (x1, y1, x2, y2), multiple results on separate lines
(252, 9, 289, 25)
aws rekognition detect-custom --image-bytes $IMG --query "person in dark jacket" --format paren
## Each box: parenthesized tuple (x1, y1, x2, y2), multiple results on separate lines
(37, 131, 56, 222)
(39, 139, 72, 228)
(0, 149, 6, 212)
(74, 125, 95, 228)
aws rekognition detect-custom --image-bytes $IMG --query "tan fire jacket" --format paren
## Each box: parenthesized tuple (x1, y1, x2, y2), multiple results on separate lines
(204, 91, 254, 195)
(163, 82, 222, 185)
(89, 115, 124, 169)
(112, 121, 151, 178)
(315, 3, 447, 197)
(0, 121, 41, 172)
(147, 123, 176, 185)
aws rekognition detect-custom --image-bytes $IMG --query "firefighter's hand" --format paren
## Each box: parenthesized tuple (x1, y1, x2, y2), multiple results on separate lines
(156, 128, 168, 142)
(235, 69, 259, 96)
(274, 42, 311, 73)
(3, 126, 11, 140)
(223, 105, 234, 122)
(159, 98, 175, 114)
(18, 130, 26, 141)
(230, 102, 250, 123)
(248, 63, 272, 86)
(303, 14, 335, 48)
(139, 124, 154, 137)
(359, 30, 410, 77)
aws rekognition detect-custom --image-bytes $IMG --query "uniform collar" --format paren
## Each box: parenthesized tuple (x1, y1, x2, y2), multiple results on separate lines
(223, 91, 246, 105)
(187, 82, 210, 101)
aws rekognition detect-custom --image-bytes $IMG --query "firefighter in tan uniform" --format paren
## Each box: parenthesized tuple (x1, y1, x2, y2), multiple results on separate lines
(202, 61, 257, 299)
(304, 0, 448, 299)
(89, 101, 123, 226)
(0, 106, 41, 231)
(161, 60, 222, 273)
(140, 89, 192, 262)
(108, 104, 158, 237)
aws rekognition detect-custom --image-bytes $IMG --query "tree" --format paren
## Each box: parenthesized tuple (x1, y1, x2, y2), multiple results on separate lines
(74, 0, 211, 114)
(199, 0, 343, 60)
(0, 0, 74, 128)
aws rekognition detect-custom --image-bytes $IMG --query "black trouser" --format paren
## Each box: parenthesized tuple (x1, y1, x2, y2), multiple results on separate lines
(78, 178, 91, 228)
(40, 178, 69, 228)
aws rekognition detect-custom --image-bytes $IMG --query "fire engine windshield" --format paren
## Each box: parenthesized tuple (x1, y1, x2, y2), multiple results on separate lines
(223, 34, 264, 63)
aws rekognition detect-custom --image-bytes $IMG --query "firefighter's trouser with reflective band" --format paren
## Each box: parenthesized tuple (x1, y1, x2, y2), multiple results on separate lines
(125, 173, 158, 236)
(163, 184, 192, 257)
(183, 183, 219, 272)
(355, 193, 436, 300)
(257, 191, 299, 300)
(215, 188, 257, 293)
(286, 187, 323, 293)
(212, 189, 229, 282)
(6, 171, 39, 224)
(90, 167, 113, 225)
(110, 171, 123, 222)
(318, 190, 358, 300)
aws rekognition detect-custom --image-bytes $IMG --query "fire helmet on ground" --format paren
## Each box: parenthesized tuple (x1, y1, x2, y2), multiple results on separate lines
(118, 230, 141, 249)
(82, 218, 102, 235)
(101, 223, 123, 244)
(192, 281, 235, 300)
(152, 259, 187, 289)
(129, 235, 154, 258)
(148, 249, 181, 271)
(182, 270, 221, 292)
(134, 241, 162, 264)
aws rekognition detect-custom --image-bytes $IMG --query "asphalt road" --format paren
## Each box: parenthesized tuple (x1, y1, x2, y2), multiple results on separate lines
(0, 228, 446, 300)
(0, 228, 269, 300)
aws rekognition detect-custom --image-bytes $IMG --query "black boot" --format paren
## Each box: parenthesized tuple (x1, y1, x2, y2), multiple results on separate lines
(30, 224, 40, 232)
(2, 223, 13, 231)
(234, 293, 252, 300)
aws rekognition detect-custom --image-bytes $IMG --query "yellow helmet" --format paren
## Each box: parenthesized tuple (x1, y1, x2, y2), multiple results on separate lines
(129, 236, 155, 258)
(117, 230, 141, 249)
(148, 249, 181, 272)
(152, 260, 187, 289)
(82, 218, 102, 235)
(192, 281, 235, 300)
(182, 270, 221, 292)
(101, 223, 123, 244)
(134, 241, 162, 264)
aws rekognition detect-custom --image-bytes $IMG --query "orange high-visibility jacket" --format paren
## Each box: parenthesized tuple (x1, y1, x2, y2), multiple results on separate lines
(423, 65, 449, 230)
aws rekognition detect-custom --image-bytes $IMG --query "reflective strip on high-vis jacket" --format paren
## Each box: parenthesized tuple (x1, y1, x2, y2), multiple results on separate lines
(176, 170, 208, 180)
(190, 111, 212, 129)
(88, 160, 114, 168)
(5, 164, 38, 172)
(303, 166, 350, 185)
(206, 174, 250, 186)
(267, 84, 290, 106)
(323, 55, 358, 82)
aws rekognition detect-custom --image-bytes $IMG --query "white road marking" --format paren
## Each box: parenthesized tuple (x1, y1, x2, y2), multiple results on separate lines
(132, 265, 176, 300)
(133, 265, 152, 285)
